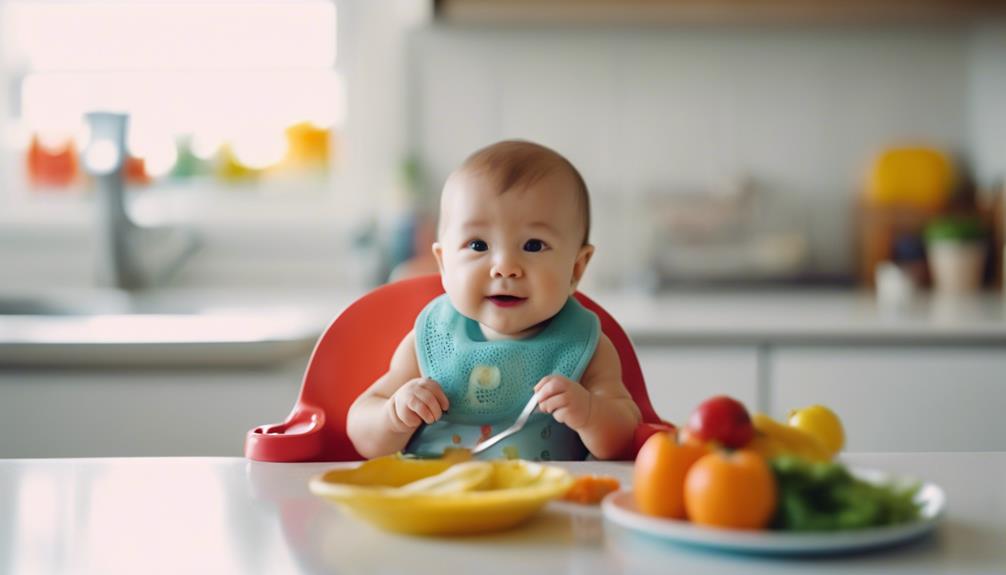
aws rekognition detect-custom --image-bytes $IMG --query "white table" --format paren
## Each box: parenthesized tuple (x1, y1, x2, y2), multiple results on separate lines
(1, 453, 1003, 574)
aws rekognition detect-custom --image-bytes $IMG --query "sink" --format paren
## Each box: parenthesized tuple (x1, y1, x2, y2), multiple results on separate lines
(0, 289, 355, 367)
(0, 295, 201, 316)
(0, 297, 80, 316)
(0, 293, 205, 317)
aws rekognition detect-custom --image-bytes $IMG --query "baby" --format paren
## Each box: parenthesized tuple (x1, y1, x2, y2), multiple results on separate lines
(347, 140, 641, 460)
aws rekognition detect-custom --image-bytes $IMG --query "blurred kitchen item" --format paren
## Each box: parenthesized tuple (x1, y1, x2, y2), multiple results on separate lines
(215, 143, 259, 182)
(283, 122, 332, 173)
(382, 155, 437, 283)
(646, 177, 811, 287)
(875, 261, 917, 305)
(928, 244, 986, 294)
(890, 233, 929, 288)
(388, 211, 439, 282)
(867, 147, 954, 211)
(994, 179, 1006, 293)
(124, 155, 152, 186)
(858, 146, 956, 288)
(169, 135, 210, 179)
(859, 203, 941, 287)
(26, 134, 79, 189)
(84, 112, 200, 290)
(925, 215, 987, 295)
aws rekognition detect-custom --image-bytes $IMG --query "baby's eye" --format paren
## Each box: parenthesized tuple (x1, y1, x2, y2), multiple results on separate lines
(523, 239, 546, 252)
(468, 239, 488, 252)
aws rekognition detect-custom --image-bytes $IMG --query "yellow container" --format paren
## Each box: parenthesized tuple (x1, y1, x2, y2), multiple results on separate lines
(866, 147, 954, 210)
(309, 454, 573, 536)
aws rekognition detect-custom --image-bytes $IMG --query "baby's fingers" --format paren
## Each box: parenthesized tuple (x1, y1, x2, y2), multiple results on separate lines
(407, 395, 437, 425)
(420, 379, 450, 411)
(413, 388, 446, 423)
(394, 401, 423, 429)
(534, 376, 569, 401)
(538, 392, 571, 415)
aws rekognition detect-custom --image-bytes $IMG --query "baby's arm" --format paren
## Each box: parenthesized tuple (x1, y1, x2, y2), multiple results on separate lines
(346, 330, 449, 459)
(534, 334, 642, 460)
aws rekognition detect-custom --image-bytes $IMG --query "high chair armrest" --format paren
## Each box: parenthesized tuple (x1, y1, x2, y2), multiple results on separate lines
(245, 404, 326, 462)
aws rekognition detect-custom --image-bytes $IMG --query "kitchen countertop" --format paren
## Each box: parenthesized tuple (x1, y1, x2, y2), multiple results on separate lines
(1, 453, 1002, 574)
(0, 287, 337, 367)
(593, 289, 1006, 345)
(3, 287, 1005, 368)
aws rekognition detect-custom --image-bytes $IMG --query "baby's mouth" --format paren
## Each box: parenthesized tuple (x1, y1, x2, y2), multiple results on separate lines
(487, 295, 527, 307)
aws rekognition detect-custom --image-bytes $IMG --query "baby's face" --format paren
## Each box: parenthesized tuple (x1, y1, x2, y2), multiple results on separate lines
(433, 170, 593, 340)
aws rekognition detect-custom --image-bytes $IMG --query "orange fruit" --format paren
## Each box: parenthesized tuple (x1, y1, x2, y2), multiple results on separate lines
(633, 431, 709, 519)
(684, 449, 777, 529)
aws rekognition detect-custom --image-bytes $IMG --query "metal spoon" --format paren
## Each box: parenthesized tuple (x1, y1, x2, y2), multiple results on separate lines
(471, 392, 540, 455)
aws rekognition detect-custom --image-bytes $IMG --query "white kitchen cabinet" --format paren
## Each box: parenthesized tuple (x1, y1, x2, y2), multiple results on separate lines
(0, 359, 307, 458)
(635, 345, 759, 426)
(771, 346, 1006, 452)
(6, 339, 1003, 457)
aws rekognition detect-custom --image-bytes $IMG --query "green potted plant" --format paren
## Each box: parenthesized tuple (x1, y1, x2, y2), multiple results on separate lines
(924, 215, 987, 294)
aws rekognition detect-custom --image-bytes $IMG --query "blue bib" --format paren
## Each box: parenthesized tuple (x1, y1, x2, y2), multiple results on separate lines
(406, 294, 600, 461)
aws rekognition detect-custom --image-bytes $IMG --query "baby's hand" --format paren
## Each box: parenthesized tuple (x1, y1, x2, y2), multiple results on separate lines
(534, 375, 592, 430)
(388, 378, 450, 433)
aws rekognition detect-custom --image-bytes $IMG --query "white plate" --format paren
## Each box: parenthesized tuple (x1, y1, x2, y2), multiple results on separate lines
(601, 469, 945, 556)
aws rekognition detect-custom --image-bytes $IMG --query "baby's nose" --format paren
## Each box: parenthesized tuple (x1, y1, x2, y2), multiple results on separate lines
(490, 252, 523, 278)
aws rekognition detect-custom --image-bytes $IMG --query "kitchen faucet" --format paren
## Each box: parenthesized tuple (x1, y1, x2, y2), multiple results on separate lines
(83, 112, 199, 290)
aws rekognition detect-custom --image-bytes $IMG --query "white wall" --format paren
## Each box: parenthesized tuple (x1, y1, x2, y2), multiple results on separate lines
(408, 25, 995, 288)
(969, 22, 1006, 193)
(337, 0, 432, 218)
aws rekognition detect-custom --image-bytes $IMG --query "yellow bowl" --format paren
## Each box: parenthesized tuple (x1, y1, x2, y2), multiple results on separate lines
(309, 454, 573, 536)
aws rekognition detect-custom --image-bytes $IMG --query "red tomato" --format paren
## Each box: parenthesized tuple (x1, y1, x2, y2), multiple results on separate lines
(685, 395, 754, 449)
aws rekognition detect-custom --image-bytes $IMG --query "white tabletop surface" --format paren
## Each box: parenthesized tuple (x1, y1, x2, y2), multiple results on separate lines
(1, 452, 1003, 575)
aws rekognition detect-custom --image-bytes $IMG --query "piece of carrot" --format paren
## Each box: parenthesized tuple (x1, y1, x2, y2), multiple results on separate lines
(562, 474, 621, 505)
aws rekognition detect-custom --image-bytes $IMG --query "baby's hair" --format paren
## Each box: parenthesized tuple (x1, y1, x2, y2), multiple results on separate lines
(454, 140, 591, 246)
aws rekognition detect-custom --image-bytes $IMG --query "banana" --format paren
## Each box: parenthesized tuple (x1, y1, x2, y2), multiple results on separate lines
(751, 413, 831, 462)
(746, 433, 789, 460)
(399, 461, 494, 494)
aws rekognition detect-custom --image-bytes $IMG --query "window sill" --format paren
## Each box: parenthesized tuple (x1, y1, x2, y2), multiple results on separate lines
(0, 179, 361, 233)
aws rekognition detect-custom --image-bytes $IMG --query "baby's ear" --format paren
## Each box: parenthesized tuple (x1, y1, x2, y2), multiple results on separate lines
(431, 242, 445, 275)
(570, 244, 595, 291)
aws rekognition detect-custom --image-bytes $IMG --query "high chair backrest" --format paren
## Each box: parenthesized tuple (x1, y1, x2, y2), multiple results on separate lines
(245, 275, 670, 462)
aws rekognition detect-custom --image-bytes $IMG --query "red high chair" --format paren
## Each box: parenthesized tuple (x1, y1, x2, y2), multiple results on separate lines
(245, 275, 673, 462)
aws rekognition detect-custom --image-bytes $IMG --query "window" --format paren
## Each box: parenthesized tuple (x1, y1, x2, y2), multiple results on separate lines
(1, 1, 342, 208)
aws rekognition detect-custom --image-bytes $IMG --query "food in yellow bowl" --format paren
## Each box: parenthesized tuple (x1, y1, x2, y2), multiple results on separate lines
(309, 454, 573, 536)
